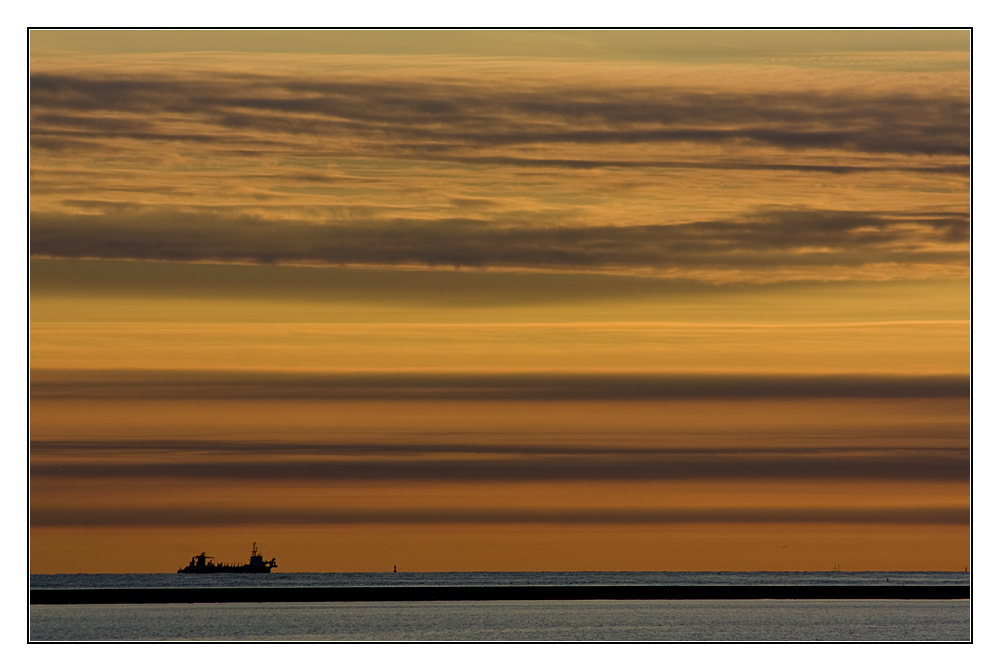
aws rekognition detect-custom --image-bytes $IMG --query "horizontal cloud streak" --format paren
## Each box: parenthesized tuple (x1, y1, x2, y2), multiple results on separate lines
(29, 505, 969, 528)
(30, 208, 969, 273)
(30, 370, 970, 400)
(439, 154, 969, 175)
(30, 442, 970, 483)
(30, 73, 969, 157)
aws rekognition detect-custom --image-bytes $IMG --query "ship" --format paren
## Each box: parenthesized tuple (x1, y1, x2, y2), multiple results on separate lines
(178, 542, 277, 574)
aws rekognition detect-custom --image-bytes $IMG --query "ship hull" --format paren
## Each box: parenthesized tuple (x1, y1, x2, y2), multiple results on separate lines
(178, 565, 272, 574)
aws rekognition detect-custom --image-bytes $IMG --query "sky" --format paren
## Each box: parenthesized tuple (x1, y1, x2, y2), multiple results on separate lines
(29, 30, 969, 573)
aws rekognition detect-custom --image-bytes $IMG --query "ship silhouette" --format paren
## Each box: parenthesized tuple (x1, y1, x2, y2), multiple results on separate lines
(178, 542, 277, 574)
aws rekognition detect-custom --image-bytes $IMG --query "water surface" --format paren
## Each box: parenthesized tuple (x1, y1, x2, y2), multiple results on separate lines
(31, 599, 970, 641)
(30, 572, 970, 641)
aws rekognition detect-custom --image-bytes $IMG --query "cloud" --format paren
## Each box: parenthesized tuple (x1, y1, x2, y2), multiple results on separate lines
(29, 370, 971, 401)
(30, 440, 969, 483)
(29, 54, 969, 284)
(30, 73, 970, 157)
(30, 504, 969, 528)
(29, 257, 729, 306)
(29, 207, 969, 274)
(440, 155, 969, 175)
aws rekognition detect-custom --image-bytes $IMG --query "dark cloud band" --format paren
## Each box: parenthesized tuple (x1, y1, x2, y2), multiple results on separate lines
(29, 208, 969, 271)
(30, 73, 970, 157)
(30, 370, 970, 401)
(29, 504, 969, 528)
(30, 442, 969, 483)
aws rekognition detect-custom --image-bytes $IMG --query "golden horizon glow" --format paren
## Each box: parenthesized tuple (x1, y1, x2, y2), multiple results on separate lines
(30, 30, 969, 573)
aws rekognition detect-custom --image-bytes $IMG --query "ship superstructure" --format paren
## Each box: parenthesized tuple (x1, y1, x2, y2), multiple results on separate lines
(178, 543, 277, 573)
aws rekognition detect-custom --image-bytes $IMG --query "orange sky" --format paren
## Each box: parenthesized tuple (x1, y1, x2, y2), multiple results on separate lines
(29, 30, 969, 573)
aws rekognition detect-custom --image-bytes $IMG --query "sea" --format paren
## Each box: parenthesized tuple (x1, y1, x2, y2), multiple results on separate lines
(30, 572, 971, 642)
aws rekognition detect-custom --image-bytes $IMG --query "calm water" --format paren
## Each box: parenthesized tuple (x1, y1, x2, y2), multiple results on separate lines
(30, 572, 971, 641)
(30, 570, 970, 590)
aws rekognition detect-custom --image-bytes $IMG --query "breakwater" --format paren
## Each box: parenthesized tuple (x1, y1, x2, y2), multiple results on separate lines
(31, 584, 969, 605)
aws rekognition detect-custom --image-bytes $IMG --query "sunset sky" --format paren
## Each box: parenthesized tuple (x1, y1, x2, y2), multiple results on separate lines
(29, 30, 969, 573)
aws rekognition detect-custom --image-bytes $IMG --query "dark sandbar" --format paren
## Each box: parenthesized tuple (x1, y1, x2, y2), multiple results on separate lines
(31, 585, 969, 605)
